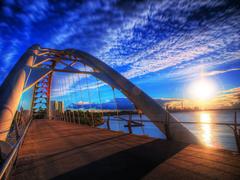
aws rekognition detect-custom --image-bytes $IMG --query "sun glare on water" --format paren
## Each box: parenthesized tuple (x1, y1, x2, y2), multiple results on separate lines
(200, 112, 212, 147)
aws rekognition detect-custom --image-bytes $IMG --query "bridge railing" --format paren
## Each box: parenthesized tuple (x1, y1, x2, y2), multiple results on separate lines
(107, 113, 240, 152)
(0, 86, 34, 179)
(0, 117, 33, 180)
(54, 110, 240, 153)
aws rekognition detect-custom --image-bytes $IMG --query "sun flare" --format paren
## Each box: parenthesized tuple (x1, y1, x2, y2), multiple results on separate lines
(189, 79, 216, 101)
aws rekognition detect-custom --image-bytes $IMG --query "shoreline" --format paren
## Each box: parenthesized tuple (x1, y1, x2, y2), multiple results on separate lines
(168, 108, 240, 113)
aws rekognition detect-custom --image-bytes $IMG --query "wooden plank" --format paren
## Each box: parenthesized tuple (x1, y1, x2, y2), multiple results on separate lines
(12, 119, 240, 180)
(174, 154, 240, 176)
(180, 146, 240, 168)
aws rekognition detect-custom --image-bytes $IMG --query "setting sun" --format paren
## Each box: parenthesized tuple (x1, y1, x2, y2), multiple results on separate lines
(188, 79, 216, 100)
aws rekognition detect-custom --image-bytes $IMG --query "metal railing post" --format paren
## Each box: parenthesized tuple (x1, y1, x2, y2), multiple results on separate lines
(233, 112, 240, 153)
(77, 111, 81, 125)
(128, 114, 132, 134)
(165, 113, 171, 140)
(67, 111, 70, 123)
(60, 112, 62, 121)
(14, 119, 20, 141)
(64, 112, 67, 122)
(107, 114, 110, 130)
(73, 111, 75, 124)
(92, 113, 95, 127)
(0, 147, 3, 164)
(69, 111, 72, 123)
(238, 129, 240, 151)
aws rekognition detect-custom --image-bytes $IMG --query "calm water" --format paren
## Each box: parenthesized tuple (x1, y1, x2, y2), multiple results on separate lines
(98, 110, 240, 151)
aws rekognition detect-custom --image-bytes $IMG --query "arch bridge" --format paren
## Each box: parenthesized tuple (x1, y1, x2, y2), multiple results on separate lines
(0, 44, 196, 143)
(0, 45, 239, 179)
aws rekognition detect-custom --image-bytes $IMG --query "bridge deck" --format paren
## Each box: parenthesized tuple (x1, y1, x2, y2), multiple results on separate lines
(12, 119, 240, 180)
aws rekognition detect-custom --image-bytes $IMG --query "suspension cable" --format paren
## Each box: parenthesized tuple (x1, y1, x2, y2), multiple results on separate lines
(72, 74, 81, 124)
(58, 80, 61, 120)
(112, 87, 119, 118)
(84, 65, 94, 127)
(60, 78, 66, 121)
(66, 76, 73, 123)
(63, 77, 70, 122)
(54, 80, 58, 120)
(112, 87, 121, 130)
(60, 80, 67, 121)
(57, 80, 62, 121)
(77, 73, 86, 120)
(69, 74, 75, 123)
(137, 107, 145, 134)
(62, 79, 66, 121)
(95, 74, 104, 123)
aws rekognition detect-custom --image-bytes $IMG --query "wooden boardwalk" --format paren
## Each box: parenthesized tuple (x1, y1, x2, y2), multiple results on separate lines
(12, 119, 240, 180)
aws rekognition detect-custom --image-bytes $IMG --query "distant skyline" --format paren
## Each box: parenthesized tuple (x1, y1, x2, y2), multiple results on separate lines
(1, 0, 240, 109)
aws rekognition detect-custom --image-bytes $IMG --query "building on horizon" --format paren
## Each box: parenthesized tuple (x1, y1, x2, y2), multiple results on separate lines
(50, 101, 64, 119)
(51, 101, 64, 113)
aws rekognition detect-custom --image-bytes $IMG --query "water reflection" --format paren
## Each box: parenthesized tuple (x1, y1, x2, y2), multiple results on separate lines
(200, 112, 212, 147)
(99, 110, 239, 151)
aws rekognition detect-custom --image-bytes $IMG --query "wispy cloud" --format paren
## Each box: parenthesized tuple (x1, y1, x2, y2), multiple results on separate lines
(57, 1, 239, 82)
(210, 87, 240, 108)
(203, 68, 240, 77)
(0, 0, 240, 88)
(51, 73, 106, 98)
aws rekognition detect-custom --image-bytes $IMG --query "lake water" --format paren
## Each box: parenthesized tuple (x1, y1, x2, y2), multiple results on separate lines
(98, 110, 240, 151)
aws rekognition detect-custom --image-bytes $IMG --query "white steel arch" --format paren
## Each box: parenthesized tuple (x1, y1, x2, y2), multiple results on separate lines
(0, 45, 198, 144)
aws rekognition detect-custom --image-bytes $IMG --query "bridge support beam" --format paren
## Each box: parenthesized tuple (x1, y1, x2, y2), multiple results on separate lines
(0, 45, 39, 141)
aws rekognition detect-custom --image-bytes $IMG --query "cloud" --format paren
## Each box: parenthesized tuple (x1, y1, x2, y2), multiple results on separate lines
(203, 68, 240, 77)
(121, 13, 240, 79)
(77, 0, 240, 80)
(210, 87, 240, 108)
(165, 87, 240, 109)
(75, 101, 91, 105)
(0, 0, 240, 88)
(17, 0, 49, 22)
(51, 73, 106, 98)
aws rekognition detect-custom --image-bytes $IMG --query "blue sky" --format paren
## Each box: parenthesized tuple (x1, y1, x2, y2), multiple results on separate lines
(0, 0, 240, 109)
